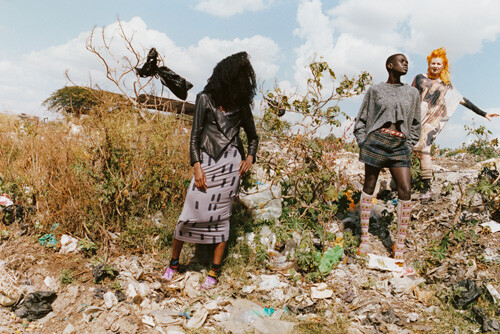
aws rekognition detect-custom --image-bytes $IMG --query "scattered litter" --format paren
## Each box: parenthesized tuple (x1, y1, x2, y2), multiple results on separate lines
(151, 309, 182, 326)
(340, 288, 355, 303)
(367, 253, 405, 272)
(392, 267, 416, 278)
(115, 289, 127, 302)
(472, 306, 500, 332)
(93, 287, 106, 299)
(103, 291, 118, 309)
(142, 315, 156, 327)
(453, 279, 482, 309)
(269, 254, 294, 271)
(239, 174, 282, 221)
(480, 221, 500, 233)
(486, 283, 500, 304)
(258, 275, 287, 291)
(413, 286, 435, 304)
(183, 272, 202, 298)
(38, 234, 58, 248)
(92, 263, 118, 283)
(204, 300, 219, 310)
(0, 194, 13, 207)
(259, 225, 277, 251)
(59, 235, 79, 254)
(318, 245, 343, 273)
(0, 261, 21, 307)
(241, 285, 255, 294)
(186, 307, 208, 329)
(62, 323, 76, 334)
(81, 306, 105, 323)
(43, 276, 59, 291)
(407, 312, 419, 322)
(311, 283, 333, 299)
(220, 299, 294, 334)
(389, 276, 425, 294)
(163, 327, 185, 334)
(14, 291, 57, 321)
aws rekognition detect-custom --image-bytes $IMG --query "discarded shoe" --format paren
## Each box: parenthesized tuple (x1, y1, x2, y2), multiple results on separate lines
(161, 267, 176, 281)
(200, 276, 218, 290)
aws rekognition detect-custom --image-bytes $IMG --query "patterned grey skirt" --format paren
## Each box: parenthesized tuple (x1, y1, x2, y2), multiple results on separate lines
(174, 145, 241, 244)
(359, 129, 411, 168)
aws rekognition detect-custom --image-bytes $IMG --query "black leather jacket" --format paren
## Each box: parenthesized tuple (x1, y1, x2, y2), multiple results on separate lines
(190, 92, 259, 166)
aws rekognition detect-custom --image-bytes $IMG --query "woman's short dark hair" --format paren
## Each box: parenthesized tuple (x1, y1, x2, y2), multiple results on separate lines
(204, 51, 257, 110)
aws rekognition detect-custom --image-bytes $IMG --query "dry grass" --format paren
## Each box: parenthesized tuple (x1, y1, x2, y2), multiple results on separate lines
(0, 105, 192, 251)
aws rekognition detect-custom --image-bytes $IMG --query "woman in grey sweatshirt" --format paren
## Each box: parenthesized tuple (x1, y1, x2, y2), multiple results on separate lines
(353, 54, 421, 263)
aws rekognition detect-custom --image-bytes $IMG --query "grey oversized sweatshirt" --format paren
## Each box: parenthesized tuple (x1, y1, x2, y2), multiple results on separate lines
(354, 82, 421, 149)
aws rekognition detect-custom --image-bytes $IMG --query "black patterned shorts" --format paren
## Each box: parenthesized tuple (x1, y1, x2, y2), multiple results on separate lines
(359, 130, 410, 168)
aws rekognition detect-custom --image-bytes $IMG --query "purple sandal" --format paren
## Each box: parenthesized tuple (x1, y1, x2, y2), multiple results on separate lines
(162, 266, 176, 281)
(200, 276, 218, 290)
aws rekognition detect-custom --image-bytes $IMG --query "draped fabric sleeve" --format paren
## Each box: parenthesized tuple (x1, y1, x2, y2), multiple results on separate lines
(189, 93, 209, 166)
(353, 87, 372, 146)
(461, 97, 487, 117)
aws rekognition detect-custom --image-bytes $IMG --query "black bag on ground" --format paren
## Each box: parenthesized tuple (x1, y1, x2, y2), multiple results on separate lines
(14, 291, 57, 321)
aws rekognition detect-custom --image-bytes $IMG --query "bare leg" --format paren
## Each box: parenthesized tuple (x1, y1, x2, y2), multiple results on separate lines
(388, 167, 411, 201)
(212, 241, 227, 265)
(363, 164, 382, 195)
(171, 238, 185, 259)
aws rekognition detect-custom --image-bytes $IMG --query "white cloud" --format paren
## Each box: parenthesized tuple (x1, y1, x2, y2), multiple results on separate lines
(292, 0, 500, 92)
(0, 17, 280, 117)
(195, 0, 278, 18)
(326, 0, 500, 58)
(292, 0, 397, 94)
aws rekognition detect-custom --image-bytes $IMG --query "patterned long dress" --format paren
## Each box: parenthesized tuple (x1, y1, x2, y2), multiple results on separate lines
(412, 74, 463, 154)
(174, 145, 240, 244)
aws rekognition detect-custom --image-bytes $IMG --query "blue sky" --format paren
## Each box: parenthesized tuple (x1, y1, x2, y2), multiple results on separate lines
(1, 0, 499, 147)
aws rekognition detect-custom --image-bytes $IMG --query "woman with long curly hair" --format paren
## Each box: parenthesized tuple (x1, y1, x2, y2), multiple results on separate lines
(412, 47, 499, 198)
(161, 52, 259, 290)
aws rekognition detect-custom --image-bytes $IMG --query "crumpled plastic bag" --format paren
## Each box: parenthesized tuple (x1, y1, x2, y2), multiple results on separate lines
(0, 261, 22, 307)
(220, 299, 294, 334)
(453, 279, 482, 309)
(135, 48, 193, 101)
(264, 97, 286, 117)
(472, 306, 500, 332)
(14, 291, 57, 321)
(318, 245, 343, 273)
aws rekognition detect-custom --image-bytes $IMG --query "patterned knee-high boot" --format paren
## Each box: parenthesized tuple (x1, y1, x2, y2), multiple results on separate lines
(393, 200, 411, 262)
(358, 191, 373, 254)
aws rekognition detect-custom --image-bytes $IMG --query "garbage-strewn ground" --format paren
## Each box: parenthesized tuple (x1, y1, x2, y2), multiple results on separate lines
(1, 150, 499, 334)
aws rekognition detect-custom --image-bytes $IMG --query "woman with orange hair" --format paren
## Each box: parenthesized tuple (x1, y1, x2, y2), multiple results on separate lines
(412, 47, 499, 198)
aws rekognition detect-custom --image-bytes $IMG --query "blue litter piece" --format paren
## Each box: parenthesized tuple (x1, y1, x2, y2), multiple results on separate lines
(38, 233, 58, 247)
(263, 307, 275, 316)
(179, 311, 191, 319)
(392, 199, 398, 206)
